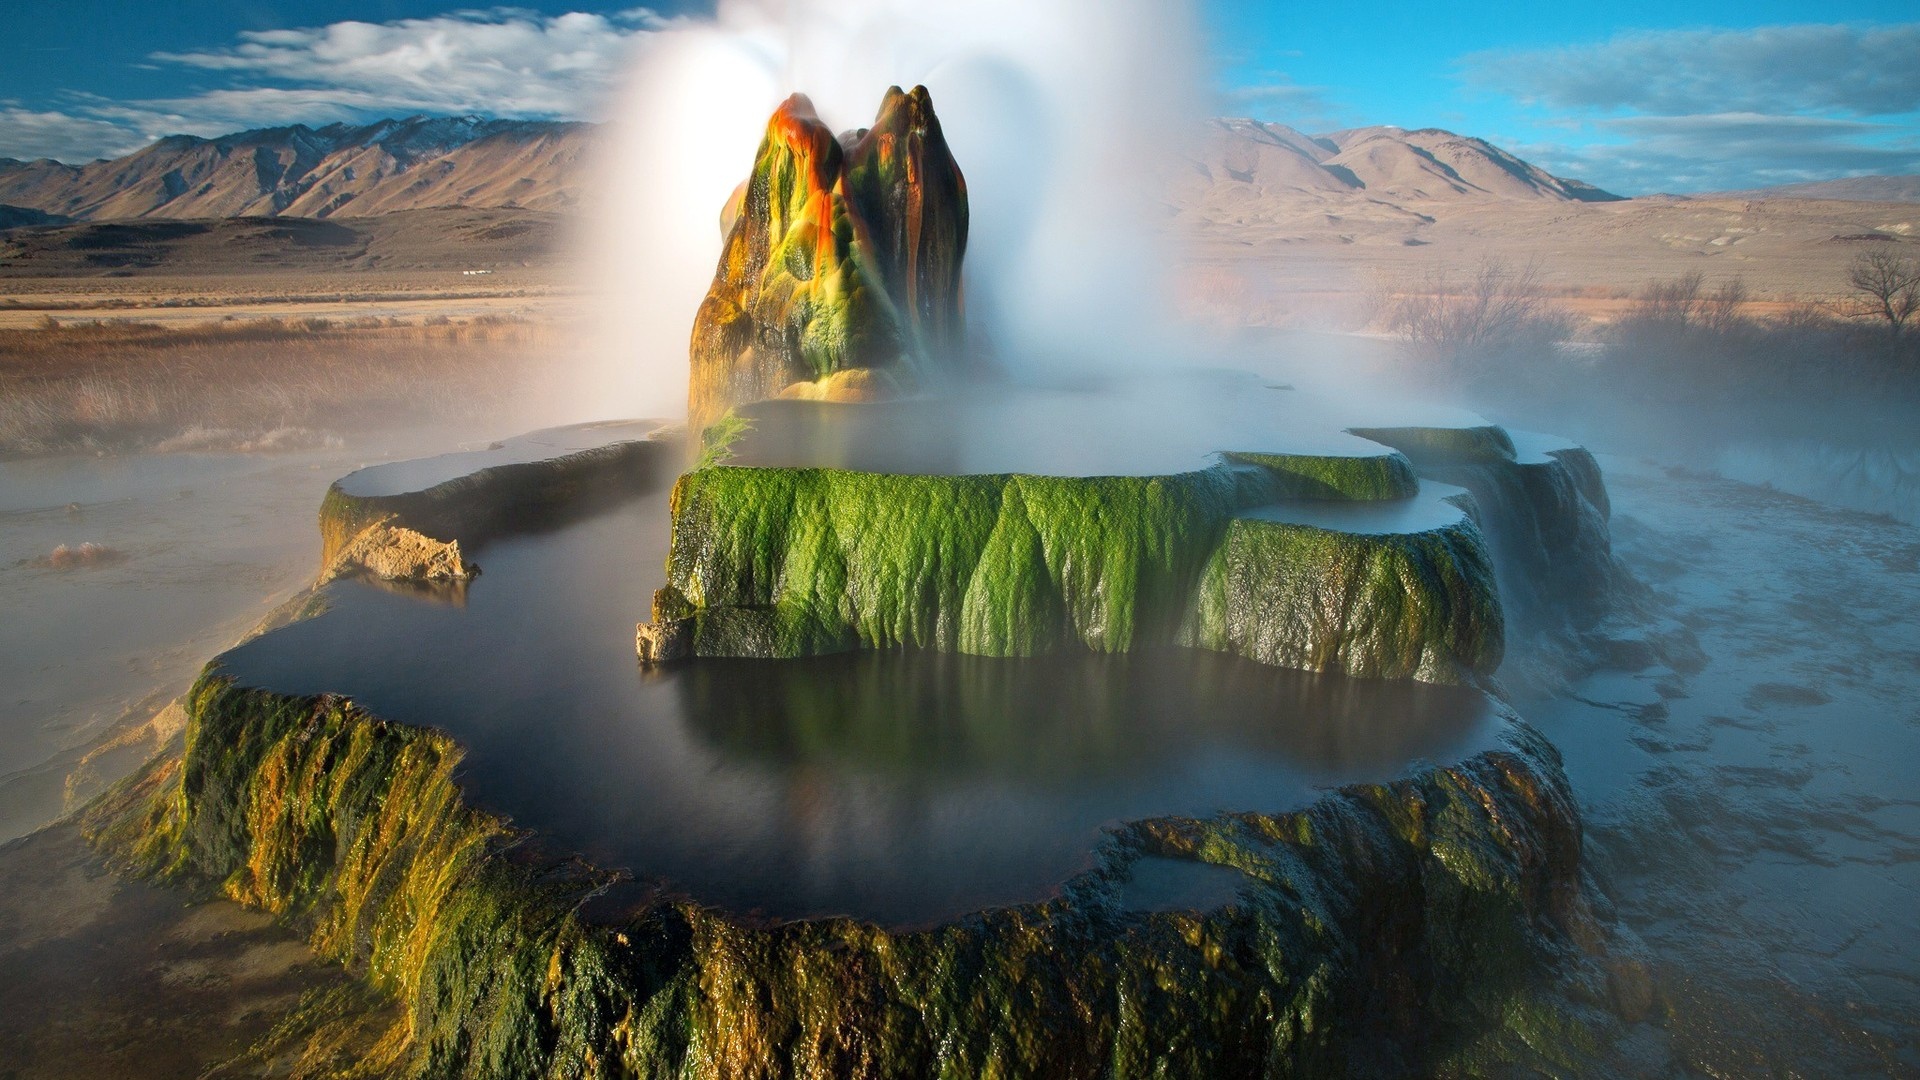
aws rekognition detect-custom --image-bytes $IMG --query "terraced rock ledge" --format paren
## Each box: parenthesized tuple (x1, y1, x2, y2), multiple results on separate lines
(78, 408, 1638, 1077)
(320, 420, 676, 575)
(86, 671, 1622, 1078)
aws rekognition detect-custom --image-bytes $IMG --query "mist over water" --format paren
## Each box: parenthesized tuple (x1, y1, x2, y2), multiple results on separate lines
(572, 0, 1207, 421)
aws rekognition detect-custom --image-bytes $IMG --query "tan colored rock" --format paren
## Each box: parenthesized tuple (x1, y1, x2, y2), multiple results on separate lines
(635, 619, 690, 664)
(326, 522, 474, 583)
(773, 367, 901, 404)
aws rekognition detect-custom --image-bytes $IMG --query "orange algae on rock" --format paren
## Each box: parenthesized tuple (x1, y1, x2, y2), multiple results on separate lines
(688, 87, 968, 430)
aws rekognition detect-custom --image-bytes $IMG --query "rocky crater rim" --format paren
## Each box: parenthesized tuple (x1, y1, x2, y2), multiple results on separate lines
(1235, 481, 1472, 533)
(1504, 428, 1586, 466)
(194, 645, 1518, 927)
(721, 386, 1462, 479)
(74, 398, 1620, 1075)
(334, 419, 670, 498)
(84, 663, 1605, 1078)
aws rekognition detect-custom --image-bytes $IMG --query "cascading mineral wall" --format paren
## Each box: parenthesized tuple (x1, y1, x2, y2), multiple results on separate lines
(1344, 427, 1616, 630)
(75, 414, 1632, 1077)
(85, 670, 1616, 1079)
(1181, 509, 1505, 683)
(643, 455, 1506, 684)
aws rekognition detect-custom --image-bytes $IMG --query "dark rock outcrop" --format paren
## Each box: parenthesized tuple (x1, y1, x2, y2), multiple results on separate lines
(319, 423, 675, 570)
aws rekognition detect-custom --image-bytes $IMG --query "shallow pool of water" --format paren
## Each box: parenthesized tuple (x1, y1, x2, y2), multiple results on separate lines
(336, 419, 667, 498)
(727, 378, 1405, 477)
(219, 486, 1502, 926)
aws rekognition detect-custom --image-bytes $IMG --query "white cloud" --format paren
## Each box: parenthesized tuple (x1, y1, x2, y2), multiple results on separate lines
(1462, 23, 1920, 193)
(151, 9, 663, 119)
(1515, 114, 1920, 193)
(0, 107, 152, 162)
(3, 8, 668, 163)
(1218, 76, 1339, 125)
(1466, 23, 1920, 117)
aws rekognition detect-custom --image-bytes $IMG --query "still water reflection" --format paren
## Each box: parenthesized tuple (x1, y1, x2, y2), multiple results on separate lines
(220, 489, 1500, 925)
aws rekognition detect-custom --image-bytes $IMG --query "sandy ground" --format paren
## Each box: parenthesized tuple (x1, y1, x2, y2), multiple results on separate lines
(1173, 194, 1919, 329)
(2, 192, 1913, 335)
(0, 274, 579, 330)
(0, 824, 387, 1080)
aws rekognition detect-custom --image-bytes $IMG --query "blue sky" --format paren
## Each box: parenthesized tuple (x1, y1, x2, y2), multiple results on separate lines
(3, 1, 1917, 193)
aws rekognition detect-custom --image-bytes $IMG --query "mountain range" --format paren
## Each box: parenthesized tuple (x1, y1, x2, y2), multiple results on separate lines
(0, 113, 1641, 226)
(0, 116, 586, 221)
(3, 112, 1904, 247)
(1178, 118, 1624, 204)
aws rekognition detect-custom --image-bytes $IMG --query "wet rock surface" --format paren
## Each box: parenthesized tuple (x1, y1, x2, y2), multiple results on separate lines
(82, 672, 1607, 1078)
(52, 409, 1920, 1077)
(320, 420, 673, 568)
(36, 405, 1630, 1076)
(1525, 460, 1920, 1076)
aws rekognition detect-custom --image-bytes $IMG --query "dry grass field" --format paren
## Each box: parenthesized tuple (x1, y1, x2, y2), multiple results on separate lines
(0, 316, 562, 457)
(1173, 194, 1920, 329)
(0, 187, 1914, 460)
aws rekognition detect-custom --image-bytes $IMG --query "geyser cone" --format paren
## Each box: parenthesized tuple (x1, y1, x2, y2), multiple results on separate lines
(841, 85, 970, 360)
(688, 87, 969, 430)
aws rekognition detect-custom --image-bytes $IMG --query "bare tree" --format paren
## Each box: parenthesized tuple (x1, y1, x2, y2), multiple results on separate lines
(1379, 258, 1572, 375)
(1630, 270, 1705, 326)
(1846, 249, 1920, 335)
(1700, 277, 1750, 334)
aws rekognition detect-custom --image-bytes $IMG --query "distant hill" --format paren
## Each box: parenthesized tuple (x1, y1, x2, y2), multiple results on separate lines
(0, 207, 560, 276)
(0, 205, 69, 229)
(1701, 175, 1920, 203)
(1176, 119, 1624, 205)
(0, 114, 1624, 227)
(0, 115, 587, 221)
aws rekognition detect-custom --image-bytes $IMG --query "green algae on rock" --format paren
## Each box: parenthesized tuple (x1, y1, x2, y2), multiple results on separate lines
(639, 456, 1503, 684)
(1182, 503, 1504, 683)
(1348, 423, 1518, 466)
(73, 404, 1632, 1076)
(1348, 427, 1615, 631)
(84, 666, 1619, 1079)
(1222, 448, 1419, 501)
(688, 87, 969, 431)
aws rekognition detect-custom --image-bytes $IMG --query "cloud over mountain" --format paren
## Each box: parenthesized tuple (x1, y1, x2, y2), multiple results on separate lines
(0, 8, 664, 164)
(1461, 22, 1920, 193)
(1467, 23, 1920, 117)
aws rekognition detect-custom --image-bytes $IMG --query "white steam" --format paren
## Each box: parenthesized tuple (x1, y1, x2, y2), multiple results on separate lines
(570, 0, 1206, 421)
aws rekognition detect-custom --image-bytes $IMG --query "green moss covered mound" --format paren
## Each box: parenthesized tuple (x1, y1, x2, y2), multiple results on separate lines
(1422, 442, 1613, 629)
(1347, 424, 1518, 466)
(85, 669, 1619, 1079)
(1183, 509, 1504, 683)
(1343, 430, 1615, 631)
(1222, 449, 1419, 501)
(645, 453, 1502, 684)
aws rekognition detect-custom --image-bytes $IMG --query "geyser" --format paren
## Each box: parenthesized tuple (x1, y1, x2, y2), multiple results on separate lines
(73, 12, 1642, 1076)
(576, 0, 1202, 420)
(688, 85, 969, 429)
